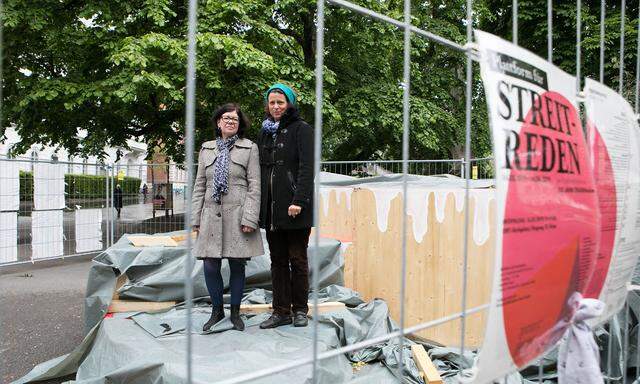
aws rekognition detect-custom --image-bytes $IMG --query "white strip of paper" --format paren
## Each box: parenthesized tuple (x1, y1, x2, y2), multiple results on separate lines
(34, 162, 65, 210)
(75, 209, 102, 253)
(0, 212, 18, 263)
(0, 160, 20, 211)
(31, 210, 64, 259)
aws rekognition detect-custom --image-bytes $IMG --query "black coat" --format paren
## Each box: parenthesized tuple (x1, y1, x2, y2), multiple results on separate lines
(258, 108, 314, 230)
(113, 187, 123, 209)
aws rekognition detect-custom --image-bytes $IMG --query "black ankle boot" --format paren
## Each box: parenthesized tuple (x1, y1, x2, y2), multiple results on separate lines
(230, 305, 244, 331)
(203, 305, 225, 332)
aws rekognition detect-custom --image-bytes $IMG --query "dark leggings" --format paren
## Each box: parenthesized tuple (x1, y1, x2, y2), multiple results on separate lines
(203, 258, 246, 306)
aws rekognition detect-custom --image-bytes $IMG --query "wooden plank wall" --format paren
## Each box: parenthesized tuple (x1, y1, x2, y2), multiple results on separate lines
(317, 186, 496, 347)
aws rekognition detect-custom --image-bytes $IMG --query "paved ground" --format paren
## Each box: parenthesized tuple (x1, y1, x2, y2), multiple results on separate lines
(0, 258, 93, 383)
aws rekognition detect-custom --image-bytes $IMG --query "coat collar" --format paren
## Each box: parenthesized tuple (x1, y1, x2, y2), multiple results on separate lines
(201, 137, 253, 150)
(278, 107, 300, 128)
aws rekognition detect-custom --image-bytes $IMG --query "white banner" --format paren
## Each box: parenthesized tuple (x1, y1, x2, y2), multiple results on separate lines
(75, 209, 103, 253)
(0, 160, 20, 211)
(31, 210, 64, 259)
(0, 212, 18, 263)
(33, 162, 65, 210)
(583, 78, 640, 322)
(474, 30, 600, 382)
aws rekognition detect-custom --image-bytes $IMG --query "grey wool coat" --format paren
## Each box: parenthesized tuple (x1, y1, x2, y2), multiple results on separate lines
(191, 138, 264, 259)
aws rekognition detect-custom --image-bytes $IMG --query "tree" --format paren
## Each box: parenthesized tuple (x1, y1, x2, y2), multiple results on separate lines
(3, 0, 321, 161)
(4, 1, 636, 163)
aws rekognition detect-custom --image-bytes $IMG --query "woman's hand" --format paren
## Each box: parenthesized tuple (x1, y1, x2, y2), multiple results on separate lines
(288, 204, 302, 218)
(241, 225, 255, 233)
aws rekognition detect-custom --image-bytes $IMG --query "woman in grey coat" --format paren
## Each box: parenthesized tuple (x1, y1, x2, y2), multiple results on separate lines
(192, 103, 263, 332)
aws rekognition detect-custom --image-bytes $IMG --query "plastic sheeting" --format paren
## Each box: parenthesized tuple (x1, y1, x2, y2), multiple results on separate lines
(15, 287, 431, 384)
(84, 230, 345, 333)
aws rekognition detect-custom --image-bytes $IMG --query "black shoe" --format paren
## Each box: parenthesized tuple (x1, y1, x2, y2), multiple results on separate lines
(259, 312, 293, 329)
(203, 305, 225, 332)
(230, 305, 244, 331)
(293, 311, 308, 327)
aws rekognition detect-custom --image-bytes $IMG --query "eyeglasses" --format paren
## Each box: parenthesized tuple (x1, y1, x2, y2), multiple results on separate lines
(221, 116, 239, 124)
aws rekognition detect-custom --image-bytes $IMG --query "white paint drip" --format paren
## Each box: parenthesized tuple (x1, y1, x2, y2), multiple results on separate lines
(320, 187, 355, 217)
(334, 187, 354, 211)
(434, 190, 449, 223)
(472, 190, 494, 245)
(326, 182, 495, 246)
(319, 187, 332, 217)
(406, 188, 431, 243)
(453, 189, 465, 212)
(368, 187, 401, 233)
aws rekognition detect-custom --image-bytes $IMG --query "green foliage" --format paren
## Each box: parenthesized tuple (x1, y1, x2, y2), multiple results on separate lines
(4, 1, 635, 163)
(19, 171, 140, 201)
(19, 171, 33, 200)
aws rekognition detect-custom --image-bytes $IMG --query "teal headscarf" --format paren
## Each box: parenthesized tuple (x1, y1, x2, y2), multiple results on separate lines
(264, 83, 297, 107)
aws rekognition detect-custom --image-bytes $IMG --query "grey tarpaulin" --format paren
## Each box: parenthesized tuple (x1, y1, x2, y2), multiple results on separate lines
(14, 286, 432, 383)
(84, 230, 345, 333)
(320, 172, 494, 189)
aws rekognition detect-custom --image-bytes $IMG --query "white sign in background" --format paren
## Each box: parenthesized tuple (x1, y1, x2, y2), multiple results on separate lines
(75, 209, 102, 253)
(33, 162, 65, 211)
(31, 210, 64, 259)
(0, 160, 20, 211)
(0, 212, 18, 263)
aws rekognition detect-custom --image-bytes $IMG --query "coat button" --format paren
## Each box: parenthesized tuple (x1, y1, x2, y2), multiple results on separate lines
(216, 213, 221, 217)
(277, 143, 284, 148)
(282, 129, 287, 133)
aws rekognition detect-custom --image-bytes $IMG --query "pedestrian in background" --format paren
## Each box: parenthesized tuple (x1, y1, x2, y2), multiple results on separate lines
(258, 83, 314, 329)
(114, 184, 123, 219)
(192, 103, 263, 332)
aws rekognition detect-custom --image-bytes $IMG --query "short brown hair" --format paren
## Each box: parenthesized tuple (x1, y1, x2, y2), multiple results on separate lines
(211, 103, 249, 138)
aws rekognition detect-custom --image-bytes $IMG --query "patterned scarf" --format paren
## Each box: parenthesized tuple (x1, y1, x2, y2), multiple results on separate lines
(212, 135, 238, 203)
(261, 119, 279, 139)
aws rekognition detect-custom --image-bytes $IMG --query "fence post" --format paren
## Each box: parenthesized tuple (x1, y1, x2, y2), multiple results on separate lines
(109, 164, 115, 246)
(104, 164, 110, 248)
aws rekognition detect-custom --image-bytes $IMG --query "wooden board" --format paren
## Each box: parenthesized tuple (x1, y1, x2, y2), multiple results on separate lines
(411, 344, 443, 384)
(112, 274, 128, 300)
(318, 186, 496, 347)
(170, 232, 198, 243)
(108, 299, 177, 313)
(127, 235, 178, 247)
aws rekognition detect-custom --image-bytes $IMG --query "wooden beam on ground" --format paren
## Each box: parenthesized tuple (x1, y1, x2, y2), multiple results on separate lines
(170, 232, 198, 243)
(108, 299, 176, 313)
(411, 344, 443, 384)
(127, 235, 178, 247)
(112, 274, 128, 300)
(240, 301, 346, 315)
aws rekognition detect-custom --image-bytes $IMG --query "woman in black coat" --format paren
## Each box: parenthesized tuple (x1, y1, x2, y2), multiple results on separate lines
(258, 83, 314, 329)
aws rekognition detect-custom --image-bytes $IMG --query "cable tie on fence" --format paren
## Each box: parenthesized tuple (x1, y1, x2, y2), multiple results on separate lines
(576, 91, 586, 102)
(464, 42, 480, 60)
(627, 283, 640, 292)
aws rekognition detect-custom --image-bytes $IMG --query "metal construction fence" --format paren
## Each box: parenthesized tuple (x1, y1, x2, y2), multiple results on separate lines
(0, 158, 188, 266)
(321, 157, 495, 179)
(0, 156, 492, 267)
(2, 0, 638, 380)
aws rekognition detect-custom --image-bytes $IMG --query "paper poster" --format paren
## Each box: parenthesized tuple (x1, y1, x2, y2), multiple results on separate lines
(34, 162, 65, 210)
(583, 78, 640, 321)
(0, 160, 20, 211)
(0, 212, 18, 263)
(474, 30, 600, 382)
(31, 210, 64, 259)
(75, 209, 103, 253)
